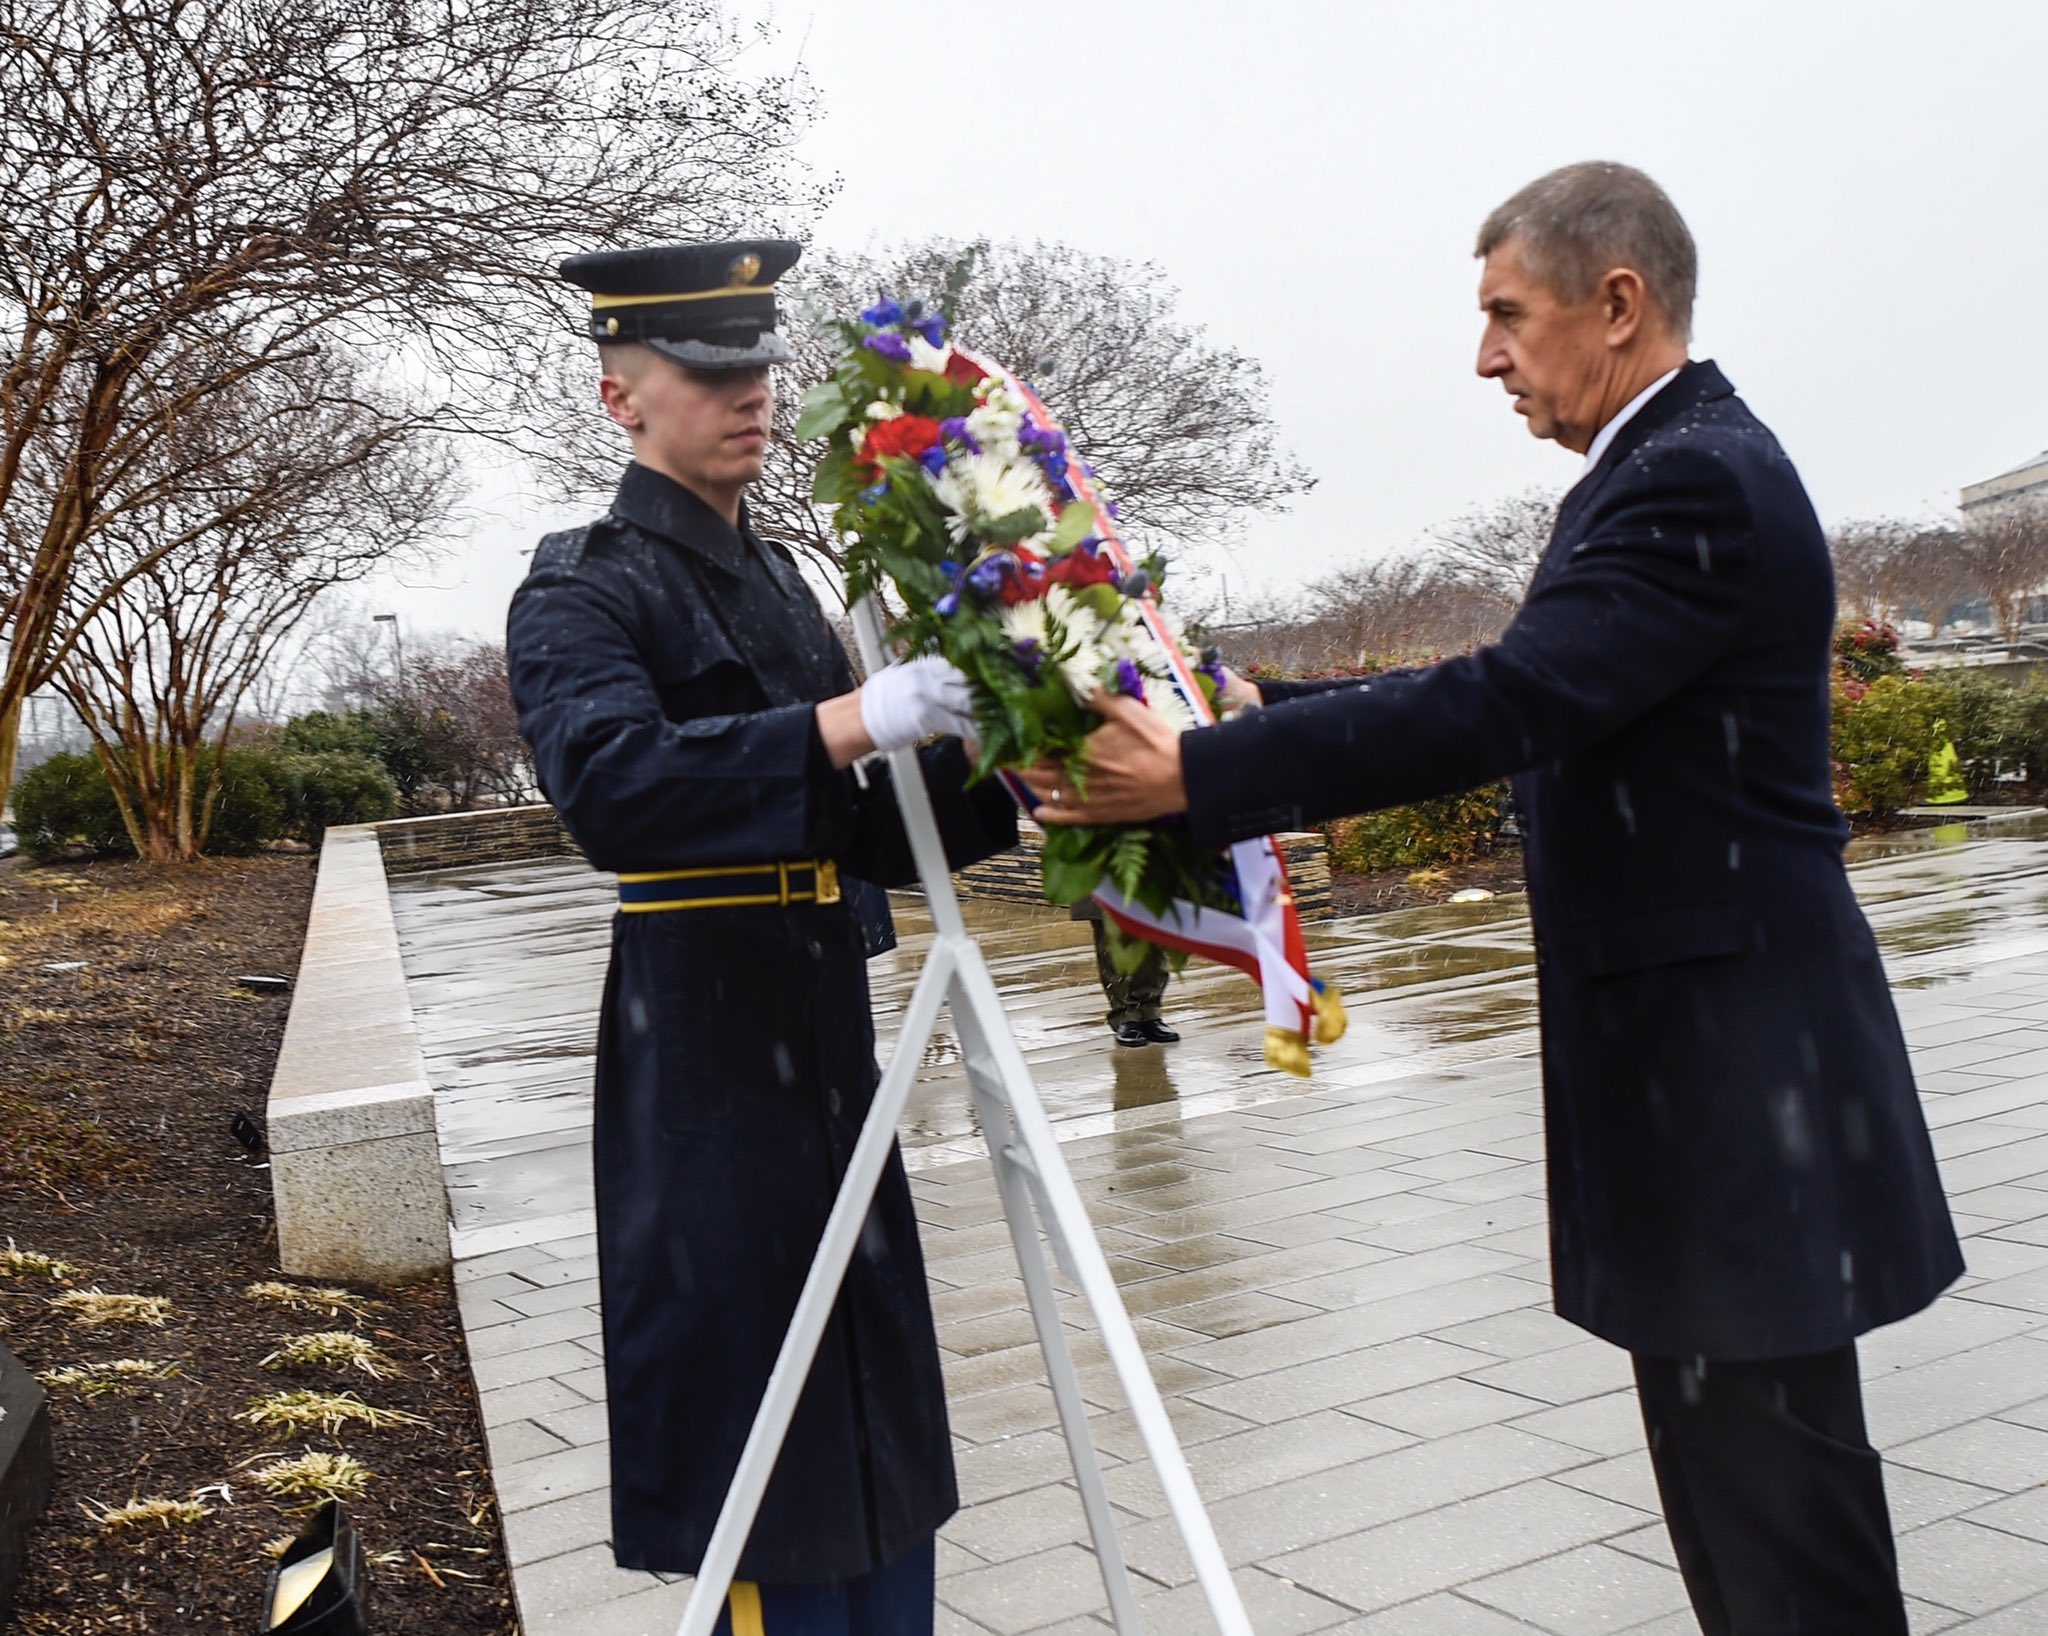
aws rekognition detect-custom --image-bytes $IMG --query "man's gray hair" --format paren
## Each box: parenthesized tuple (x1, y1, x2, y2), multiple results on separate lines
(1476, 162, 1697, 340)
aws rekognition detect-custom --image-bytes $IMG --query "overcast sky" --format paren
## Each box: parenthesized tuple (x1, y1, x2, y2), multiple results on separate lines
(369, 0, 2048, 643)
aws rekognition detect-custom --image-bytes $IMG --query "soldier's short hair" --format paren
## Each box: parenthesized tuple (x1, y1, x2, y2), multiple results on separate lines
(1477, 162, 1697, 340)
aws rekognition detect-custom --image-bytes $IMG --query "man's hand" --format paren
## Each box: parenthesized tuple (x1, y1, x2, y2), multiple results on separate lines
(1023, 693, 1188, 825)
(1219, 666, 1263, 713)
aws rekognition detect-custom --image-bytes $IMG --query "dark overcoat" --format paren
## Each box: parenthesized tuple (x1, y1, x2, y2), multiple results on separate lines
(506, 463, 1016, 1580)
(1183, 361, 1962, 1360)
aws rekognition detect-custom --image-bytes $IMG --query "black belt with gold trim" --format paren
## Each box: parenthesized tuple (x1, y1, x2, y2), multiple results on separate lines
(616, 860, 842, 913)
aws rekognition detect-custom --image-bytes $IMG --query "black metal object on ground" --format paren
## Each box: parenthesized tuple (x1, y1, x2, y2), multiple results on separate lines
(0, 1341, 53, 1627)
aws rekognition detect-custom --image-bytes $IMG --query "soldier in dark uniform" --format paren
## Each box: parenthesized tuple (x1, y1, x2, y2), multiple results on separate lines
(1067, 899, 1178, 1046)
(506, 241, 1017, 1636)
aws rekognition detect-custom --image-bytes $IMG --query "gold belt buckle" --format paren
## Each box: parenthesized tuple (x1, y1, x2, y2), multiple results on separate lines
(815, 859, 841, 904)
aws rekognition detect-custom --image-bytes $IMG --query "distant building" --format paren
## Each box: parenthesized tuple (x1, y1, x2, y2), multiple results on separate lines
(1962, 449, 2048, 516)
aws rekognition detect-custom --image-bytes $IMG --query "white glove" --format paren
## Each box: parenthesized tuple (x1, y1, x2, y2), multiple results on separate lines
(859, 656, 979, 753)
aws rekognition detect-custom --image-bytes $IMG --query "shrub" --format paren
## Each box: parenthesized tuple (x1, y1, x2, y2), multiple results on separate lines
(1325, 783, 1510, 873)
(13, 751, 133, 861)
(1916, 669, 2024, 793)
(1831, 673, 1942, 816)
(278, 709, 380, 759)
(201, 747, 290, 855)
(279, 751, 397, 845)
(2004, 671, 2048, 785)
(1834, 618, 1904, 684)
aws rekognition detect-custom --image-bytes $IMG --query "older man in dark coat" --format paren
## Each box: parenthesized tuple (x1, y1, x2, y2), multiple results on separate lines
(1033, 164, 1961, 1634)
(508, 241, 1014, 1636)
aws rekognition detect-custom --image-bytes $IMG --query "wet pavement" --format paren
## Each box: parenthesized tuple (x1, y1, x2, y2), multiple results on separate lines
(393, 812, 2048, 1633)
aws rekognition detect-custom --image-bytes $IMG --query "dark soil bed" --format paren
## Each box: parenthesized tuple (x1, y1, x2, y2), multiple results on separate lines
(0, 855, 514, 1635)
(1328, 847, 1532, 917)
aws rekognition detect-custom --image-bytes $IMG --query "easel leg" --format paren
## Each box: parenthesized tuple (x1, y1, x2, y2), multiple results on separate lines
(959, 997, 1145, 1633)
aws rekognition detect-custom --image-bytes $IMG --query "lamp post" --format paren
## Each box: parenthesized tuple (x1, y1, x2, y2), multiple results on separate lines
(371, 613, 404, 699)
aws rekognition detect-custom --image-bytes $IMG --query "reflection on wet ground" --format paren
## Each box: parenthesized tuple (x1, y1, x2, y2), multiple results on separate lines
(389, 811, 2048, 1240)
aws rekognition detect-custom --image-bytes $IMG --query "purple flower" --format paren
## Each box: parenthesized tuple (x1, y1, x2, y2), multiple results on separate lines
(1113, 659, 1146, 700)
(938, 559, 962, 581)
(1104, 501, 1121, 521)
(863, 332, 912, 364)
(938, 416, 982, 455)
(913, 312, 947, 347)
(919, 445, 948, 477)
(1013, 638, 1044, 680)
(966, 559, 1005, 599)
(935, 591, 960, 618)
(859, 480, 890, 504)
(861, 291, 905, 327)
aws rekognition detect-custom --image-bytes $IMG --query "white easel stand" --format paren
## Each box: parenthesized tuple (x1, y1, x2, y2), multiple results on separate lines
(671, 600, 1252, 1635)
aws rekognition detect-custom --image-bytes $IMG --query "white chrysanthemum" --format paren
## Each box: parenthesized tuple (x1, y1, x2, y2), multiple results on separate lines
(1034, 586, 1111, 702)
(1144, 678, 1201, 735)
(931, 453, 1055, 545)
(906, 334, 951, 373)
(863, 400, 901, 420)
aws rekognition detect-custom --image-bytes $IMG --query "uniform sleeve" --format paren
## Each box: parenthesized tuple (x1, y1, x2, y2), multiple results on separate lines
(1181, 445, 1755, 851)
(507, 564, 832, 874)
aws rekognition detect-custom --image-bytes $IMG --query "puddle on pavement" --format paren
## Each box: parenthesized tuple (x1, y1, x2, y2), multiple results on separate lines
(389, 813, 2048, 1233)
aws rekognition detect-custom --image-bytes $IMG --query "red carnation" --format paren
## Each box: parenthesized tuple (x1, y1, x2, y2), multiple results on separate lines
(857, 414, 943, 473)
(943, 351, 988, 387)
(1047, 548, 1116, 589)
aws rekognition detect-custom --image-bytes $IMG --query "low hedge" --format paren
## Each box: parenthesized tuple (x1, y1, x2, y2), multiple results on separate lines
(10, 746, 396, 862)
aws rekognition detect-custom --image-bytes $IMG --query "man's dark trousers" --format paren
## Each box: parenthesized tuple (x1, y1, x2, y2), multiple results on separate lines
(1636, 1347, 1906, 1634)
(1176, 362, 1964, 1632)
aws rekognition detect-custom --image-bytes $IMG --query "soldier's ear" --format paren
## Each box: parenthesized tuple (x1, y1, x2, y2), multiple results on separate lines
(598, 371, 641, 432)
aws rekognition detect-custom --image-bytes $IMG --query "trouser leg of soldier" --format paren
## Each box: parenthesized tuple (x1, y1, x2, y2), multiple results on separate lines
(1092, 921, 1168, 1027)
(710, 1536, 935, 1635)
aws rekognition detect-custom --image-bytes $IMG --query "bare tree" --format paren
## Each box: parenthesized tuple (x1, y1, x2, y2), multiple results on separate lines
(0, 0, 822, 801)
(710, 239, 1315, 590)
(51, 348, 454, 860)
(403, 639, 537, 810)
(1887, 525, 1972, 639)
(1961, 501, 2048, 645)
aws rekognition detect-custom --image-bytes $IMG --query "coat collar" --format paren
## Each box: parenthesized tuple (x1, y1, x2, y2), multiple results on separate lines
(1558, 359, 1734, 532)
(610, 461, 752, 576)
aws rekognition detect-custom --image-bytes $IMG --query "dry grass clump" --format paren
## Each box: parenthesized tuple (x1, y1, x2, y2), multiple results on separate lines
(50, 1289, 171, 1327)
(244, 1280, 381, 1320)
(1404, 867, 1452, 888)
(37, 1358, 183, 1398)
(260, 1331, 393, 1378)
(239, 1389, 425, 1435)
(0, 1240, 79, 1281)
(85, 1496, 211, 1532)
(249, 1450, 375, 1507)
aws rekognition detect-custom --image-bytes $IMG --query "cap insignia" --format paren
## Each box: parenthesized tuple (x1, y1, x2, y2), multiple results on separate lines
(726, 252, 762, 286)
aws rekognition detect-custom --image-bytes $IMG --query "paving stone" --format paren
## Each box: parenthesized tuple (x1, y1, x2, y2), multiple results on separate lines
(1342, 1592, 1557, 1633)
(1462, 1540, 1689, 1632)
(495, 1439, 613, 1513)
(470, 1338, 600, 1393)
(499, 1484, 613, 1569)
(1966, 1485, 2048, 1546)
(1895, 1516, 2048, 1613)
(939, 1543, 1123, 1634)
(1463, 1338, 1635, 1407)
(1128, 1565, 1354, 1633)
(1508, 1388, 1645, 1458)
(1269, 1478, 1648, 1614)
(515, 1540, 666, 1620)
(1892, 1417, 2048, 1493)
(1344, 1376, 1547, 1439)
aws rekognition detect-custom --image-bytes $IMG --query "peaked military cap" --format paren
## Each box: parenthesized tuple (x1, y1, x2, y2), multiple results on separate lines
(559, 240, 801, 369)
